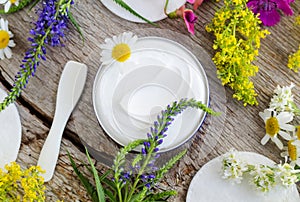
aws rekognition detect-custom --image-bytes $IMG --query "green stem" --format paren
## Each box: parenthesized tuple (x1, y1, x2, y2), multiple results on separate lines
(117, 185, 123, 202)
(126, 145, 155, 201)
(164, 0, 169, 15)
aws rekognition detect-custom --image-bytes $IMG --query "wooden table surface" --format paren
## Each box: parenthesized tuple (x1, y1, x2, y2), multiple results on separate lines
(1, 0, 300, 201)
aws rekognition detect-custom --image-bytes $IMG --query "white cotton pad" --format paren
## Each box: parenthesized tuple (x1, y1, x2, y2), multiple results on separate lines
(187, 151, 300, 202)
(0, 88, 21, 169)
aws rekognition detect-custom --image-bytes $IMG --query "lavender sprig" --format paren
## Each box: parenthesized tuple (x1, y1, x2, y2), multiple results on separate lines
(0, 0, 73, 111)
(112, 98, 217, 202)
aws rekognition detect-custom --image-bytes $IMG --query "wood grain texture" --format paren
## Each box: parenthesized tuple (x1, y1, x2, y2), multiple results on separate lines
(0, 0, 300, 201)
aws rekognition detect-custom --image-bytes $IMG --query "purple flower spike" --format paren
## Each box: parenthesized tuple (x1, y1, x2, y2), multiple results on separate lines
(141, 148, 147, 155)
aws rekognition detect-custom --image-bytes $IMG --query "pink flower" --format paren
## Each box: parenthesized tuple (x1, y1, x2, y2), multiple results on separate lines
(176, 6, 198, 34)
(186, 0, 204, 10)
(247, 0, 294, 26)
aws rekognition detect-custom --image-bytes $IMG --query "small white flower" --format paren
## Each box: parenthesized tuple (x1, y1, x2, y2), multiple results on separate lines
(222, 149, 248, 184)
(259, 109, 294, 150)
(249, 165, 275, 192)
(0, 18, 15, 59)
(0, 0, 19, 13)
(270, 83, 295, 112)
(275, 162, 299, 187)
(100, 32, 137, 65)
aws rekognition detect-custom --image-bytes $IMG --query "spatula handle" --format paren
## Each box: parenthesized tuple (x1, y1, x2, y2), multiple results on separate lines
(37, 112, 70, 182)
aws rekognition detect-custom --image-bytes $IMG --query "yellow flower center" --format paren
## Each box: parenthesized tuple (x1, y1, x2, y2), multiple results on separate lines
(288, 140, 298, 161)
(0, 30, 9, 49)
(265, 117, 279, 137)
(296, 126, 300, 140)
(112, 43, 131, 62)
(10, 0, 16, 3)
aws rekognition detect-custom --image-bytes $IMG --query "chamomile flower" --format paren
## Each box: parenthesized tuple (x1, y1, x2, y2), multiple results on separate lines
(0, 0, 19, 13)
(259, 109, 294, 150)
(269, 83, 296, 113)
(249, 165, 275, 192)
(281, 140, 300, 167)
(281, 127, 300, 167)
(222, 149, 248, 184)
(100, 32, 137, 65)
(275, 162, 299, 187)
(0, 18, 15, 59)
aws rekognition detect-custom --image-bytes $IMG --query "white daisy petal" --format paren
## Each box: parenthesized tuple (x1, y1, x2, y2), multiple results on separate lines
(278, 131, 292, 140)
(100, 43, 113, 50)
(280, 123, 295, 132)
(112, 35, 118, 44)
(15, 0, 19, 6)
(8, 40, 15, 47)
(0, 49, 4, 60)
(272, 137, 283, 150)
(0, 18, 5, 29)
(277, 112, 294, 123)
(4, 47, 12, 58)
(4, 1, 11, 13)
(261, 135, 270, 145)
(101, 52, 111, 59)
(259, 109, 272, 122)
(4, 18, 8, 30)
(128, 35, 138, 46)
(8, 31, 13, 38)
(292, 141, 300, 147)
(280, 151, 288, 157)
(0, 0, 7, 4)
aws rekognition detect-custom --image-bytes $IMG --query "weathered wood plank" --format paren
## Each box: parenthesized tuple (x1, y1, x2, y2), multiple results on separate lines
(0, 0, 300, 201)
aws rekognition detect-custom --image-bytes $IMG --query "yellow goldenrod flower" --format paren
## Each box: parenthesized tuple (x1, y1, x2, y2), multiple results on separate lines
(288, 45, 300, 72)
(206, 0, 269, 106)
(0, 162, 45, 201)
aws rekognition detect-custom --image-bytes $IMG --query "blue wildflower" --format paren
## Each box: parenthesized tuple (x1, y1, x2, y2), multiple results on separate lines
(0, 0, 74, 110)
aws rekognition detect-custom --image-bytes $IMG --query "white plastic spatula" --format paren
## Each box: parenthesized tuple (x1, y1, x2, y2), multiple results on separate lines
(37, 61, 87, 182)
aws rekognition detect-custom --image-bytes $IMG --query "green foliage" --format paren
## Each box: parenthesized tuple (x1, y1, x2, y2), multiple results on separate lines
(0, 0, 34, 14)
(86, 148, 106, 202)
(206, 0, 270, 106)
(68, 151, 100, 202)
(0, 0, 83, 111)
(71, 99, 217, 202)
(68, 11, 84, 42)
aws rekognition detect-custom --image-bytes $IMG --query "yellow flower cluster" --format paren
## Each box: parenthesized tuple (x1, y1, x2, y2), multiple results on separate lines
(288, 46, 300, 72)
(295, 15, 300, 25)
(0, 162, 45, 202)
(287, 16, 300, 72)
(206, 0, 270, 106)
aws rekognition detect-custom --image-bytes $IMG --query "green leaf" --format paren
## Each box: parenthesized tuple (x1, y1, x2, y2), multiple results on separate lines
(155, 149, 187, 183)
(102, 178, 117, 192)
(104, 188, 116, 202)
(67, 151, 99, 202)
(129, 187, 148, 202)
(110, 0, 156, 25)
(86, 148, 106, 202)
(68, 11, 85, 42)
(145, 190, 177, 201)
(28, 0, 41, 11)
(0, 0, 34, 14)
